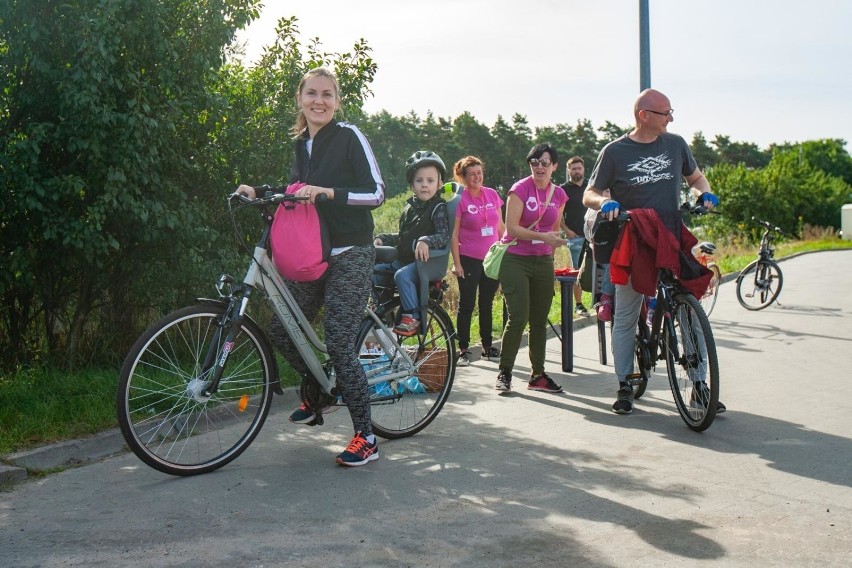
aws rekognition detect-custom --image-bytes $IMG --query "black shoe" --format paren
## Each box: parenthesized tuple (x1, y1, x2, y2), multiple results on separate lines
(483, 346, 501, 360)
(289, 403, 318, 425)
(457, 350, 471, 367)
(574, 304, 590, 317)
(612, 385, 634, 414)
(690, 381, 726, 414)
(495, 370, 512, 391)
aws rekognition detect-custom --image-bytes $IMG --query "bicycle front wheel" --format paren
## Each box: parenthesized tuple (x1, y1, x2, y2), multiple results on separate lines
(357, 299, 456, 439)
(736, 259, 783, 310)
(700, 264, 722, 317)
(632, 321, 651, 400)
(663, 293, 719, 432)
(117, 304, 275, 476)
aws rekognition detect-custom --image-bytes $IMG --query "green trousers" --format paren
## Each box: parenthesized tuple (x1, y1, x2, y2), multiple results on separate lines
(498, 252, 555, 377)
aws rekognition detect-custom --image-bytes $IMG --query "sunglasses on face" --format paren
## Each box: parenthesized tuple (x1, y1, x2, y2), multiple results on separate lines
(528, 158, 552, 167)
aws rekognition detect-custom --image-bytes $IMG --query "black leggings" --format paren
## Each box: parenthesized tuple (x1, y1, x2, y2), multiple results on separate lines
(455, 254, 501, 351)
(270, 245, 376, 436)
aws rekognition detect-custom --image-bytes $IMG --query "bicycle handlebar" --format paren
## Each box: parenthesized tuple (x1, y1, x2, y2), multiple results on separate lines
(750, 216, 783, 234)
(680, 202, 719, 217)
(227, 187, 328, 207)
(604, 201, 718, 223)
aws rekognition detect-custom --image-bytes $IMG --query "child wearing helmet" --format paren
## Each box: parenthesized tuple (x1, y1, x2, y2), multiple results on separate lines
(374, 151, 451, 336)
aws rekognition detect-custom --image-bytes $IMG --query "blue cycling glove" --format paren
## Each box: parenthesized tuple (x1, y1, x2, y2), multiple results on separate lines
(600, 200, 620, 214)
(699, 192, 719, 207)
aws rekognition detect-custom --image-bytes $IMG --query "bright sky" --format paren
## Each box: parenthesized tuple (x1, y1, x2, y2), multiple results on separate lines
(236, 0, 852, 150)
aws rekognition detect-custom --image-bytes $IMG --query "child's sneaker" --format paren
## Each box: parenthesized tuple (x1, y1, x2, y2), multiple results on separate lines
(336, 431, 379, 467)
(596, 293, 613, 322)
(393, 315, 420, 336)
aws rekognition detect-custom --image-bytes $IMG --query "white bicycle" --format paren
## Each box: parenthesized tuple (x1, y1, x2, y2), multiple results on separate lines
(117, 190, 456, 476)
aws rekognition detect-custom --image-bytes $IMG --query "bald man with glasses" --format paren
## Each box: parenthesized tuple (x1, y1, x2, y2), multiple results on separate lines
(583, 88, 725, 416)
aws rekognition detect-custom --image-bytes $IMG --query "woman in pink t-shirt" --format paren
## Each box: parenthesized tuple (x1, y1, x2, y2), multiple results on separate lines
(494, 143, 567, 394)
(450, 156, 505, 366)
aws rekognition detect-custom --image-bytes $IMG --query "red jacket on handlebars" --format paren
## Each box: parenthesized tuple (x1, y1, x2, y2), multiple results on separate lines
(610, 209, 712, 299)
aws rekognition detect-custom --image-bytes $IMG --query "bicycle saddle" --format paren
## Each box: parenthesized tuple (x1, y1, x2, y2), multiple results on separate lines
(697, 242, 716, 255)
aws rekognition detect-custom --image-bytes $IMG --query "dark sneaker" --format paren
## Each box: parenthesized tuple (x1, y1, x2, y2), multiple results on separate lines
(457, 350, 471, 367)
(690, 382, 726, 414)
(527, 372, 563, 393)
(495, 370, 512, 391)
(612, 385, 634, 414)
(575, 304, 590, 317)
(336, 431, 379, 467)
(289, 402, 317, 425)
(483, 346, 501, 360)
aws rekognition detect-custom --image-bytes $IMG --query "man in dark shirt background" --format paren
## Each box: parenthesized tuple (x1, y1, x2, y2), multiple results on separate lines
(560, 156, 590, 316)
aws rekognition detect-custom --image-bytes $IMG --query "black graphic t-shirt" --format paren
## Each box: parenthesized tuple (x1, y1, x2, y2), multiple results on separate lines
(587, 133, 697, 213)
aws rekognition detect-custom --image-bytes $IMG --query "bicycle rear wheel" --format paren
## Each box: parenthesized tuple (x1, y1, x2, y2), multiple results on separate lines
(663, 293, 719, 431)
(117, 304, 275, 476)
(357, 299, 456, 439)
(736, 259, 783, 310)
(700, 264, 722, 317)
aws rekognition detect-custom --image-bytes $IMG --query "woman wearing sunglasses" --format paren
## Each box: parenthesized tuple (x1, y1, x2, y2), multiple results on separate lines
(494, 143, 568, 393)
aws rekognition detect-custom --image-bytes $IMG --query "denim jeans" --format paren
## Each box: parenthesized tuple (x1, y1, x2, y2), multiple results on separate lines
(373, 260, 420, 315)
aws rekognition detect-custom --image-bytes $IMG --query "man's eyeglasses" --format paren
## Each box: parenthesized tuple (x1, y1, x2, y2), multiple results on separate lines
(528, 158, 552, 167)
(642, 108, 674, 117)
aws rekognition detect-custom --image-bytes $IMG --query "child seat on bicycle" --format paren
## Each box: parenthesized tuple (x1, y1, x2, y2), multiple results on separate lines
(374, 152, 457, 336)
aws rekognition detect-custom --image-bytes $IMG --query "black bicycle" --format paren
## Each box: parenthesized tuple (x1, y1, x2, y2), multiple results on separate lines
(736, 217, 784, 310)
(605, 210, 720, 432)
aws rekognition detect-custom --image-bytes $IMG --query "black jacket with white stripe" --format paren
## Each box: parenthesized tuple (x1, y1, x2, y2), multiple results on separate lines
(290, 120, 385, 248)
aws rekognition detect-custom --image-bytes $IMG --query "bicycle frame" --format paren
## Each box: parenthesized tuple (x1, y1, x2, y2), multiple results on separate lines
(758, 229, 775, 260)
(639, 270, 679, 367)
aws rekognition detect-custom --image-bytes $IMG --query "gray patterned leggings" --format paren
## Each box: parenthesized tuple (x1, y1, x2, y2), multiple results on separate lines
(269, 245, 376, 436)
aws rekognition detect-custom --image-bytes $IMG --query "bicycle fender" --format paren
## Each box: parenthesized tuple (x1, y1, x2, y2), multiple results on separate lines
(196, 297, 228, 308)
(195, 298, 284, 396)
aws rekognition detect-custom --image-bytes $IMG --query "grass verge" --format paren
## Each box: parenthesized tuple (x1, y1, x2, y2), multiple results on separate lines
(0, 367, 119, 455)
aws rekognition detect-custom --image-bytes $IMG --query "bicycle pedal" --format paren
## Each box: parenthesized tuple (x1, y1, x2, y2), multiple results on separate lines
(625, 372, 644, 387)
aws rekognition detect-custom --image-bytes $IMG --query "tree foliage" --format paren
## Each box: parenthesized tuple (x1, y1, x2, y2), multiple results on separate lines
(0, 4, 848, 372)
(0, 2, 377, 369)
(704, 141, 851, 242)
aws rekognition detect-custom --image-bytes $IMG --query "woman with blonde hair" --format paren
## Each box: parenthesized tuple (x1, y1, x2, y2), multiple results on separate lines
(236, 67, 385, 466)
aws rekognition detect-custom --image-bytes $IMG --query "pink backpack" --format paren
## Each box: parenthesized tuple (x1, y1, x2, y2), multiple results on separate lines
(270, 182, 330, 282)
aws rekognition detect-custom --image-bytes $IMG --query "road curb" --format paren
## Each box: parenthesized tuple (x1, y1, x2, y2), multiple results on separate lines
(1, 429, 127, 483)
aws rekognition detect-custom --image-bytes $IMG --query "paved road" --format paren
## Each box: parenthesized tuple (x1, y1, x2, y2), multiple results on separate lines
(2, 251, 851, 567)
